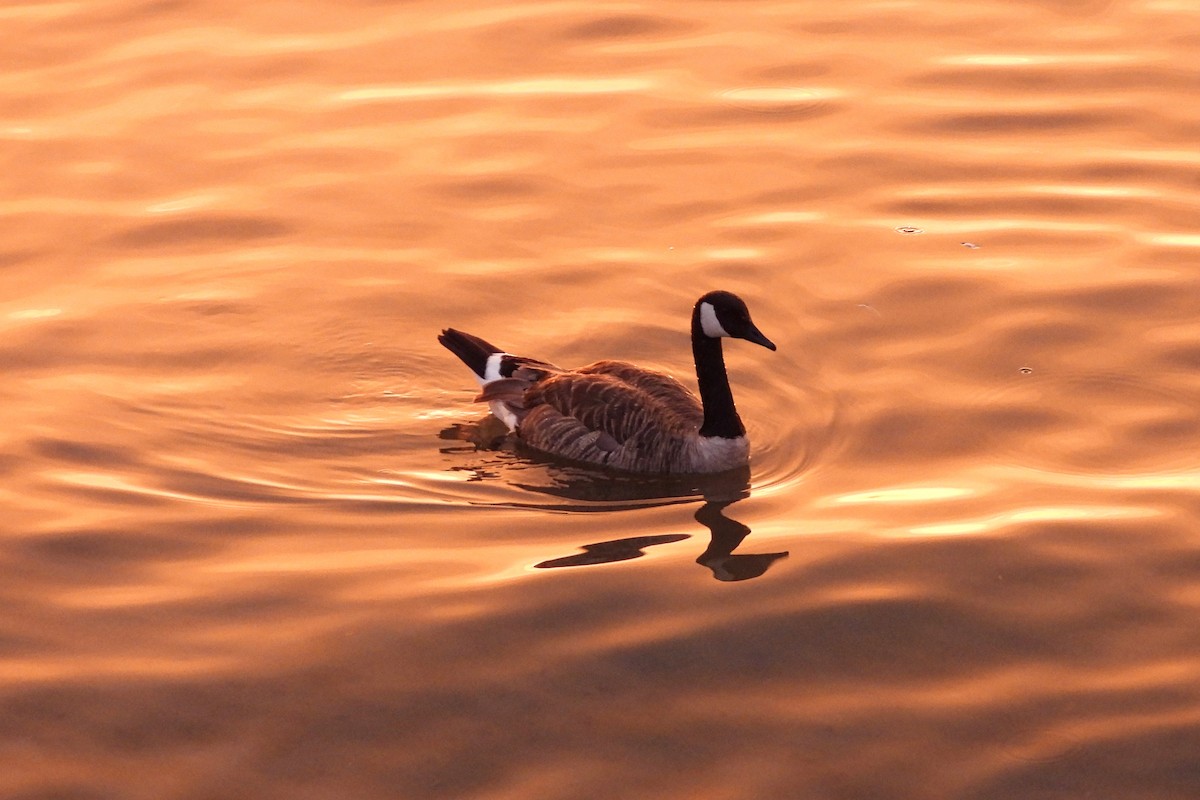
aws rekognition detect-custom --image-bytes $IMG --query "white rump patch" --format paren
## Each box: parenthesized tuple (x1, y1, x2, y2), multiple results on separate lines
(699, 302, 730, 338)
(479, 352, 508, 385)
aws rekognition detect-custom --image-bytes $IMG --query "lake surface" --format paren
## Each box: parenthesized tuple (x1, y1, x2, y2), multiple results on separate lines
(5, 1, 1200, 798)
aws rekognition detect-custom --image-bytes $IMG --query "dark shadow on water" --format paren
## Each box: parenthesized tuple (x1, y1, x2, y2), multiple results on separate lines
(533, 534, 692, 568)
(533, 499, 788, 581)
(693, 499, 789, 582)
(441, 419, 789, 581)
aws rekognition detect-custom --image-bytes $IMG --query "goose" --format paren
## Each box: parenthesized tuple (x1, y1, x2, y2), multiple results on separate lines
(438, 290, 776, 474)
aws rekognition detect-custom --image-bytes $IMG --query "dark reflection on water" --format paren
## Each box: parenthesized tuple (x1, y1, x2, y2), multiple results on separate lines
(533, 500, 789, 581)
(535, 533, 692, 568)
(693, 500, 789, 581)
(510, 463, 752, 507)
(444, 420, 788, 580)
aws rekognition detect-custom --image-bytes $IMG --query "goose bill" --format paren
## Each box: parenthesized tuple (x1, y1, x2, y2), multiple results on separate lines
(744, 325, 776, 351)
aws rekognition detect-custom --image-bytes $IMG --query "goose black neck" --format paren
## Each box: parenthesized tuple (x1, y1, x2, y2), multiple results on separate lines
(691, 310, 745, 439)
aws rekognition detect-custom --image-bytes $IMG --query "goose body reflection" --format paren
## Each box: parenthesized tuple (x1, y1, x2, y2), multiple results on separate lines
(694, 500, 789, 581)
(491, 462, 788, 581)
(533, 496, 787, 582)
(439, 290, 776, 474)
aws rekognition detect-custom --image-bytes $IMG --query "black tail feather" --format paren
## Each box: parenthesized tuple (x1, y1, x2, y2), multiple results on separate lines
(438, 327, 504, 380)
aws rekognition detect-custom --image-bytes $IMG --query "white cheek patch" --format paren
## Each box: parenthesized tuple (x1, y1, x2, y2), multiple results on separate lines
(699, 302, 730, 338)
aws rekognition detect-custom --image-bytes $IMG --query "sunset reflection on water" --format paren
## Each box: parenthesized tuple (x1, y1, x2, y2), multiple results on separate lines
(4, 0, 1200, 798)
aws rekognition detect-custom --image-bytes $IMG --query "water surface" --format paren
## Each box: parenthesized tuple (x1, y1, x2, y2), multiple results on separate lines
(5, 1, 1200, 798)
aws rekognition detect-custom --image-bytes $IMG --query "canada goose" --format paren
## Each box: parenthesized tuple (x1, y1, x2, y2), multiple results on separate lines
(438, 290, 776, 474)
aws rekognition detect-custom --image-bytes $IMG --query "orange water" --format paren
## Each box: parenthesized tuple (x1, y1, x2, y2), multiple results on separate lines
(5, 1, 1200, 798)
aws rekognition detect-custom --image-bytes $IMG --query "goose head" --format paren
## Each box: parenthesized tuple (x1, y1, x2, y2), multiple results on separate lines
(695, 290, 776, 351)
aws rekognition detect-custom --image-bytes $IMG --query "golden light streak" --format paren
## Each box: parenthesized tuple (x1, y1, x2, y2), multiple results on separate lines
(335, 76, 658, 103)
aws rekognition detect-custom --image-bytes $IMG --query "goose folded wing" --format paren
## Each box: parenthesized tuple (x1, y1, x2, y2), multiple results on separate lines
(523, 371, 700, 445)
(501, 356, 562, 383)
(574, 360, 701, 417)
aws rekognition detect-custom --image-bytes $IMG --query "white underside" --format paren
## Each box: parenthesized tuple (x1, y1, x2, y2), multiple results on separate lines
(688, 434, 750, 472)
(488, 399, 520, 430)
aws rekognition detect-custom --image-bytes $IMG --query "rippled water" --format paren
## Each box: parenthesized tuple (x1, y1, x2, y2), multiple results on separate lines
(6, 1, 1200, 798)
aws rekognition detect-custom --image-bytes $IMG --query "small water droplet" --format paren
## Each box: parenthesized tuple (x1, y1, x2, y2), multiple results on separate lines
(1019, 367, 1033, 375)
(961, 241, 980, 249)
(895, 226, 923, 235)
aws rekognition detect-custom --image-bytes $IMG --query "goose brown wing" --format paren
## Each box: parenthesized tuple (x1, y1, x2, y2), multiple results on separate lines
(574, 361, 701, 424)
(501, 355, 563, 383)
(523, 368, 702, 445)
(519, 371, 702, 472)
